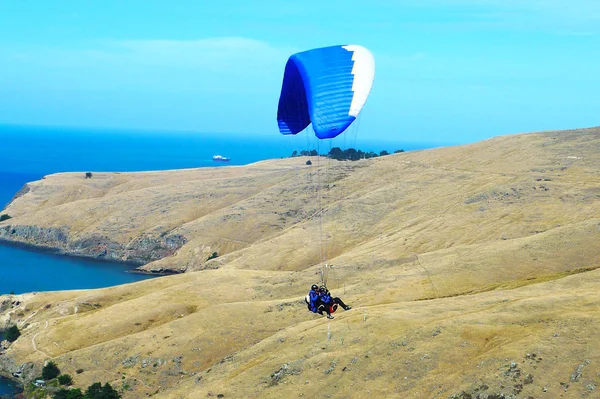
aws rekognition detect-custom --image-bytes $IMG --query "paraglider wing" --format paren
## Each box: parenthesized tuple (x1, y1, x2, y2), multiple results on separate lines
(277, 45, 375, 139)
(277, 58, 311, 135)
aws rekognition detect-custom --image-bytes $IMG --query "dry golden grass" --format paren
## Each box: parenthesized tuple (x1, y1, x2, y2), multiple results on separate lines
(1, 127, 600, 398)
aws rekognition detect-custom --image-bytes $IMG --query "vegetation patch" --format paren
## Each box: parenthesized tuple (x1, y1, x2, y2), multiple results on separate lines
(290, 147, 403, 161)
(5, 325, 21, 342)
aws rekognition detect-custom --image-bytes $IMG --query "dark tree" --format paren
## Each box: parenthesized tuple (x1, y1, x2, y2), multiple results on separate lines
(290, 150, 298, 157)
(298, 149, 318, 156)
(100, 383, 121, 399)
(328, 147, 344, 160)
(379, 150, 389, 156)
(394, 149, 405, 153)
(0, 214, 11, 222)
(85, 383, 103, 398)
(85, 172, 93, 179)
(346, 148, 359, 160)
(42, 361, 61, 380)
(5, 325, 20, 342)
(206, 252, 218, 261)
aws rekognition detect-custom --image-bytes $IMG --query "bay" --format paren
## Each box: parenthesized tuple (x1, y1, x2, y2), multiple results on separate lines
(0, 376, 22, 398)
(0, 243, 155, 296)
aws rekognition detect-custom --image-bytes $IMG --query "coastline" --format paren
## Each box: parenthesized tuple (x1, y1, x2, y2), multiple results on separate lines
(0, 237, 141, 268)
(0, 238, 178, 276)
(0, 331, 24, 398)
(1, 176, 183, 275)
(0, 218, 187, 273)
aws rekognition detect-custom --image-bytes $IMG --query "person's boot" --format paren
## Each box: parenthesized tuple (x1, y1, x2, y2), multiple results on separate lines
(344, 305, 352, 310)
(327, 314, 334, 319)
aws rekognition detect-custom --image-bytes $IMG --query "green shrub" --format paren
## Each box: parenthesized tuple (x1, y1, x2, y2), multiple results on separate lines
(53, 388, 83, 399)
(58, 374, 73, 386)
(68, 389, 84, 399)
(85, 382, 121, 399)
(207, 252, 219, 261)
(0, 214, 11, 222)
(5, 325, 20, 342)
(42, 361, 61, 380)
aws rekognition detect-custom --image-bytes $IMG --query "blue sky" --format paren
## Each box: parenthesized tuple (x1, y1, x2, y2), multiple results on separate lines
(1, 0, 599, 145)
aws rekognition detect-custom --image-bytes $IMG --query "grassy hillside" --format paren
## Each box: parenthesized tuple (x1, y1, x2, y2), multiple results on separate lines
(1, 127, 599, 398)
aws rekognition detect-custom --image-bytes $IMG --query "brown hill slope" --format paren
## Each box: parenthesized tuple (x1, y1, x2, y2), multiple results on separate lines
(1, 127, 600, 398)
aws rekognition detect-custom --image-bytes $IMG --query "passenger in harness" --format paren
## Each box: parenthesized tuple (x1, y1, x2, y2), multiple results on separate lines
(306, 284, 321, 313)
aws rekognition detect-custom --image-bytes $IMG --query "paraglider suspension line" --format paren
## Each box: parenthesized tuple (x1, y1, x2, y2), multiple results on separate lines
(415, 254, 438, 299)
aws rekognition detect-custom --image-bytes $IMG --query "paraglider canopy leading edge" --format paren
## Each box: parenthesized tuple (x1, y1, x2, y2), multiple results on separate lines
(277, 44, 375, 139)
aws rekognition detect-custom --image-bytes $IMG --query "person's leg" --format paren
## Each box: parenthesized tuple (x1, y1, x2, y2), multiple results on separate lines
(317, 303, 325, 315)
(333, 297, 351, 310)
(320, 301, 334, 318)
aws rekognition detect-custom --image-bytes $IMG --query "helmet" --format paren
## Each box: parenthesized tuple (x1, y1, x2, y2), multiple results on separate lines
(319, 286, 328, 293)
(311, 284, 319, 291)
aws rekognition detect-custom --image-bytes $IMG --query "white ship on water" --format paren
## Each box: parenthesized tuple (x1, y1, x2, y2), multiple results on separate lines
(212, 155, 231, 162)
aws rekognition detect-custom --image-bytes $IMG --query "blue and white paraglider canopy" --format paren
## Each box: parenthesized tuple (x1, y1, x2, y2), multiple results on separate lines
(277, 45, 375, 139)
